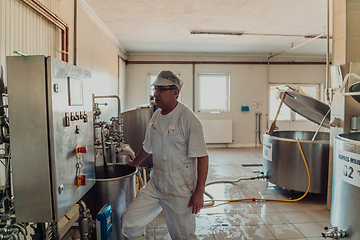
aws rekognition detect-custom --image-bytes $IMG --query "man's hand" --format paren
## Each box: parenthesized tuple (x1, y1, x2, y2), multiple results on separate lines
(126, 147, 150, 168)
(188, 189, 204, 214)
(188, 155, 208, 214)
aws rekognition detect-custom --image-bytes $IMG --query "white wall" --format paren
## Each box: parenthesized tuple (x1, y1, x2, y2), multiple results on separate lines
(126, 64, 194, 110)
(125, 54, 326, 147)
(77, 0, 125, 121)
(0, 0, 125, 186)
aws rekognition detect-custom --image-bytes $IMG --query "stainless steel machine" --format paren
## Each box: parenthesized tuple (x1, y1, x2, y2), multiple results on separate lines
(0, 55, 139, 240)
(121, 106, 154, 167)
(7, 56, 95, 222)
(263, 91, 330, 194)
(322, 63, 360, 239)
(263, 131, 330, 193)
(325, 133, 360, 239)
(84, 95, 139, 240)
(82, 164, 137, 240)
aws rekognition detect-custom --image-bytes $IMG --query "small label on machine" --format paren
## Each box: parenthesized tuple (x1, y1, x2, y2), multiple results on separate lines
(263, 143, 272, 161)
(337, 149, 360, 188)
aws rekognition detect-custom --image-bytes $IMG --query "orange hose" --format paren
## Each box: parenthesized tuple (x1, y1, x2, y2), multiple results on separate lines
(204, 137, 310, 205)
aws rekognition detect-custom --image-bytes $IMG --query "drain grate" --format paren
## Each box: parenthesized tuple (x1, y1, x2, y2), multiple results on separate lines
(241, 164, 263, 167)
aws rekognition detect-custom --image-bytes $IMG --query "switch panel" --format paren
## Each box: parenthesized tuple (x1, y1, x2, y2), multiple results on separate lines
(7, 56, 95, 222)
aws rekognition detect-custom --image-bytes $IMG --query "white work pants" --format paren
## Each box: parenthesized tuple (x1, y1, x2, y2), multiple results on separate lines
(122, 179, 197, 240)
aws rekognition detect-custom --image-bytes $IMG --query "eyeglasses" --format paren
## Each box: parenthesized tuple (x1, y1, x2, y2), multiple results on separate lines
(152, 86, 177, 93)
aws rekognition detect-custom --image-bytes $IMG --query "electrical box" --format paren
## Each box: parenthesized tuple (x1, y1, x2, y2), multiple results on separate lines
(7, 56, 95, 222)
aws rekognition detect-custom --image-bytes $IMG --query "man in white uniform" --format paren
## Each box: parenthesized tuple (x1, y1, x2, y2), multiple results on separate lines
(122, 70, 209, 240)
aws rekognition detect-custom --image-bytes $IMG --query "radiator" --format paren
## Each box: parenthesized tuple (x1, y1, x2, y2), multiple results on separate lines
(201, 119, 232, 144)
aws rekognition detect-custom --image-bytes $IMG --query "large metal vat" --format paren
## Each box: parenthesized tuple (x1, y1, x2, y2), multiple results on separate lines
(263, 131, 330, 193)
(122, 107, 153, 167)
(82, 164, 137, 240)
(330, 133, 360, 239)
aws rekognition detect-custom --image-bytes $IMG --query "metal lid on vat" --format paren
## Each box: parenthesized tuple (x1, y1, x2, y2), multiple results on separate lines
(349, 81, 360, 103)
(280, 91, 331, 128)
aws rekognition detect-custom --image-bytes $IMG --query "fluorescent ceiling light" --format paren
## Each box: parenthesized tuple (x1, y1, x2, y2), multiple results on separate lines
(304, 35, 332, 39)
(190, 31, 243, 36)
(191, 31, 331, 39)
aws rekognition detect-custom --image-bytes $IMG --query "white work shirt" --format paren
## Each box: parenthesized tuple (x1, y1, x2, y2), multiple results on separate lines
(143, 102, 208, 196)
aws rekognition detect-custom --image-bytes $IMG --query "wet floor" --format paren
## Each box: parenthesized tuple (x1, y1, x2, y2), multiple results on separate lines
(145, 147, 330, 240)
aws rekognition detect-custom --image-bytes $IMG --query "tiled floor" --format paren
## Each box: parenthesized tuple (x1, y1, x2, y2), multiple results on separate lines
(145, 147, 331, 240)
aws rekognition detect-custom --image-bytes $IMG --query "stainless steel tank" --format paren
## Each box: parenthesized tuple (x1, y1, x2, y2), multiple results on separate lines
(82, 164, 137, 240)
(263, 131, 330, 193)
(122, 107, 153, 167)
(330, 133, 360, 239)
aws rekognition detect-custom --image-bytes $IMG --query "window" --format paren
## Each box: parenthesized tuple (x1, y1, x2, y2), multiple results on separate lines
(197, 74, 230, 113)
(269, 84, 320, 121)
(147, 73, 158, 99)
(147, 73, 181, 102)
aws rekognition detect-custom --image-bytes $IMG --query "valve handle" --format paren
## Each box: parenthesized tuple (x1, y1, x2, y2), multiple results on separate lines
(78, 147, 87, 153)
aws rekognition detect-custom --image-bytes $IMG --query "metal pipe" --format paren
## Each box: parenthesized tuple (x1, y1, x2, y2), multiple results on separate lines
(74, 0, 78, 65)
(312, 108, 331, 141)
(10, 224, 27, 238)
(10, 232, 19, 240)
(20, 0, 69, 62)
(32, 0, 68, 26)
(65, 26, 69, 62)
(206, 174, 267, 186)
(192, 63, 195, 112)
(118, 55, 121, 96)
(258, 112, 262, 146)
(325, 0, 331, 103)
(0, 67, 6, 127)
(0, 121, 10, 143)
(127, 60, 328, 65)
(93, 95, 121, 119)
(101, 124, 108, 179)
(77, 200, 88, 213)
(268, 33, 326, 60)
(31, 0, 69, 62)
(21, 0, 65, 30)
(118, 146, 135, 160)
(255, 113, 258, 147)
(191, 31, 330, 38)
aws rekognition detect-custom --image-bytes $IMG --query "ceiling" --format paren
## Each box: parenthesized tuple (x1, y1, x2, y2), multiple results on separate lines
(85, 0, 332, 57)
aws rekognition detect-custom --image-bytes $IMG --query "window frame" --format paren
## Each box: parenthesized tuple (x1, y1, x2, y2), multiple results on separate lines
(197, 73, 230, 113)
(268, 83, 321, 121)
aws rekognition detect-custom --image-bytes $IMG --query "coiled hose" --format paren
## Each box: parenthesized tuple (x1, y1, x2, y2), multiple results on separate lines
(204, 137, 310, 207)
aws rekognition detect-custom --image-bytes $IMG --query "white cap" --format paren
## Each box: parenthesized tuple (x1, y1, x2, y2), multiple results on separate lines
(152, 70, 183, 90)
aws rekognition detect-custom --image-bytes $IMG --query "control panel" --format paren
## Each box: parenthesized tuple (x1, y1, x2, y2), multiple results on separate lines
(7, 56, 95, 222)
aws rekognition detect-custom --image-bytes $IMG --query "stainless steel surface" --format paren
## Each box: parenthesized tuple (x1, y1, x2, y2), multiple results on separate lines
(82, 164, 136, 240)
(7, 56, 95, 222)
(116, 144, 134, 163)
(263, 131, 329, 193)
(281, 91, 331, 128)
(122, 107, 153, 167)
(93, 95, 121, 119)
(330, 133, 360, 240)
(349, 81, 360, 103)
(322, 227, 346, 239)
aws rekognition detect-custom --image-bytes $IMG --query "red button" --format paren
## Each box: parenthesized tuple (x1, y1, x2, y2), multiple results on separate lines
(78, 147, 87, 153)
(80, 174, 86, 186)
